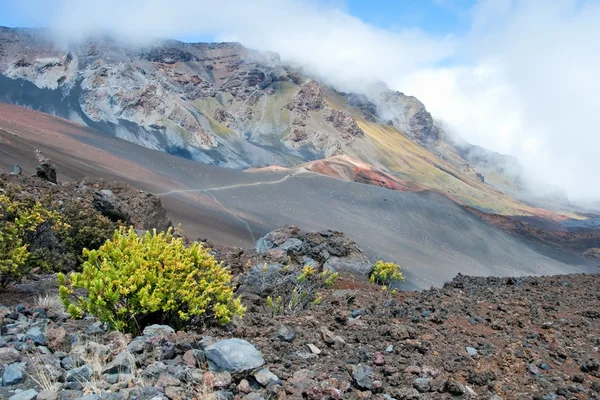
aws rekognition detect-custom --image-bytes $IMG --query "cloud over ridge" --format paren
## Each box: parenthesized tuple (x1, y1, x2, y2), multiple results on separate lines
(9, 0, 600, 201)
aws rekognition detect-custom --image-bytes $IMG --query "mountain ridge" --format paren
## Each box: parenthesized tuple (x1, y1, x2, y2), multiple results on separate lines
(0, 26, 585, 218)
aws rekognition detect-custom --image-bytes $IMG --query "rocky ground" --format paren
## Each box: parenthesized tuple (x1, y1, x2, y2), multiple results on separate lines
(2, 163, 600, 399)
(2, 269, 600, 400)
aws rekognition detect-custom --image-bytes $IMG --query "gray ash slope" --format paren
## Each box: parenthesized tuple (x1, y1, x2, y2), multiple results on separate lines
(0, 104, 595, 290)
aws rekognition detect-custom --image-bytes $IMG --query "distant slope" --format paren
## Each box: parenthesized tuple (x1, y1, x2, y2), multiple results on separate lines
(0, 27, 575, 217)
(0, 103, 596, 290)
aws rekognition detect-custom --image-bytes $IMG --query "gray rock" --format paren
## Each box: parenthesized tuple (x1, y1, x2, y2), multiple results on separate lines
(142, 361, 167, 378)
(11, 164, 22, 176)
(274, 326, 296, 342)
(3, 363, 24, 385)
(254, 368, 279, 386)
(413, 378, 431, 393)
(83, 322, 105, 335)
(99, 394, 125, 400)
(204, 338, 265, 373)
(528, 364, 541, 375)
(126, 386, 162, 400)
(279, 238, 303, 252)
(56, 390, 84, 400)
(65, 365, 92, 382)
(127, 340, 147, 354)
(37, 391, 59, 400)
(444, 379, 466, 395)
(386, 345, 394, 353)
(62, 381, 84, 391)
(323, 254, 371, 276)
(352, 364, 374, 390)
(142, 325, 175, 337)
(9, 389, 39, 400)
(26, 326, 47, 346)
(254, 237, 272, 254)
(302, 257, 319, 268)
(74, 396, 100, 400)
(466, 346, 478, 356)
(61, 355, 84, 370)
(154, 342, 175, 360)
(0, 347, 22, 364)
(102, 351, 133, 375)
(199, 336, 218, 349)
(241, 394, 263, 400)
(105, 373, 132, 384)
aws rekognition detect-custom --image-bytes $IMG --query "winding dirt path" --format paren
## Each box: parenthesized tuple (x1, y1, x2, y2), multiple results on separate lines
(155, 170, 314, 242)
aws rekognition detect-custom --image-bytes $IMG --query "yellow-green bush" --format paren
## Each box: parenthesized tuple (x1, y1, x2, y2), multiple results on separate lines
(58, 227, 244, 333)
(369, 260, 404, 286)
(0, 194, 65, 286)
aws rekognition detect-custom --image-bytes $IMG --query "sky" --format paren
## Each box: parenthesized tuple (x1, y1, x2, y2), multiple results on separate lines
(1, 0, 599, 201)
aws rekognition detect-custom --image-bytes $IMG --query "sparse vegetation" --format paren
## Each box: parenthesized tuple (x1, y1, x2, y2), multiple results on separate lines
(264, 264, 338, 315)
(0, 192, 66, 286)
(369, 260, 404, 288)
(58, 227, 245, 333)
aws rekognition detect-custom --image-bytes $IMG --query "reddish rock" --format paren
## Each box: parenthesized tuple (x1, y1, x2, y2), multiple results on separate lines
(374, 352, 385, 366)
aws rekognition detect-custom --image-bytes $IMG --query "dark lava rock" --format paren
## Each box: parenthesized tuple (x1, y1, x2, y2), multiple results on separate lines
(36, 157, 57, 184)
(92, 190, 129, 223)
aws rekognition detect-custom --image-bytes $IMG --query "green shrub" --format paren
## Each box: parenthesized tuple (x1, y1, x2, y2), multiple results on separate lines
(60, 203, 117, 268)
(58, 227, 244, 333)
(369, 260, 404, 287)
(0, 194, 66, 286)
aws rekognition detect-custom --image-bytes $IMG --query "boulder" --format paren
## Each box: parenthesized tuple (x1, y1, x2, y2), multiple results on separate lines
(3, 362, 25, 385)
(279, 238, 303, 252)
(204, 338, 265, 373)
(255, 226, 301, 253)
(142, 324, 175, 338)
(36, 157, 57, 184)
(92, 190, 129, 223)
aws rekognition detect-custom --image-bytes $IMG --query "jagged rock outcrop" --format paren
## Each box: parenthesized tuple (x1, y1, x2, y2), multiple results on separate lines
(287, 81, 325, 114)
(379, 91, 441, 145)
(326, 109, 364, 139)
(255, 226, 371, 276)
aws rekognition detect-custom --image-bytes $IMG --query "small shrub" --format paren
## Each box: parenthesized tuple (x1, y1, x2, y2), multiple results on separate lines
(369, 260, 404, 287)
(60, 203, 117, 268)
(0, 194, 66, 286)
(263, 264, 338, 315)
(58, 227, 244, 333)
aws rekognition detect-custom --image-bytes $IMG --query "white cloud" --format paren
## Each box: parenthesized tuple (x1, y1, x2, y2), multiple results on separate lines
(13, 0, 600, 201)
